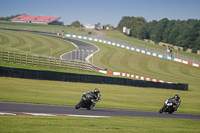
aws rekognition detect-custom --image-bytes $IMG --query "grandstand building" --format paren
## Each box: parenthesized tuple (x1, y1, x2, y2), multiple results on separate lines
(10, 15, 61, 25)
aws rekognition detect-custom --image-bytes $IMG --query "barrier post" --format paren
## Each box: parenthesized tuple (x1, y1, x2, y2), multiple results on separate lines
(8, 52, 10, 62)
(43, 57, 45, 67)
(37, 56, 40, 67)
(14, 53, 16, 63)
(0, 51, 2, 61)
(20, 54, 22, 64)
(26, 54, 28, 65)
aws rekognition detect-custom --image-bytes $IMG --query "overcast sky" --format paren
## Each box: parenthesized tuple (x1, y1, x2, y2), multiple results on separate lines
(0, 0, 200, 27)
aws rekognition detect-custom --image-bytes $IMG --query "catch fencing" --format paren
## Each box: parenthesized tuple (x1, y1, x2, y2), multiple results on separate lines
(0, 51, 92, 71)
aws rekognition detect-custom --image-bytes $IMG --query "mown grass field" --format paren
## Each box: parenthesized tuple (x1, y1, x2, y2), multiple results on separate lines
(0, 29, 76, 58)
(103, 30, 200, 61)
(1, 115, 200, 133)
(0, 23, 200, 132)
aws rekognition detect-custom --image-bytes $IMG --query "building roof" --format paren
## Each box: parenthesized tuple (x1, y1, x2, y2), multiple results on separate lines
(11, 15, 61, 23)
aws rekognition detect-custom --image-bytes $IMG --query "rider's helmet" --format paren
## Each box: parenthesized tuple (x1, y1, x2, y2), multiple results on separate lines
(94, 88, 100, 96)
(174, 94, 180, 100)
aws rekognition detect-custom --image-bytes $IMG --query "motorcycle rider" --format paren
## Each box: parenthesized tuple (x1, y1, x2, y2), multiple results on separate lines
(81, 88, 101, 103)
(171, 94, 181, 111)
(159, 94, 181, 114)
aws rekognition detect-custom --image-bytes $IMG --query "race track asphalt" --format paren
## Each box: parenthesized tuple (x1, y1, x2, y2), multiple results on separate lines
(0, 102, 200, 120)
(60, 38, 103, 70)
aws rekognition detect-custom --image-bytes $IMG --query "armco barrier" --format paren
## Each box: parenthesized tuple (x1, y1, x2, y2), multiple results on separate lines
(0, 66, 188, 90)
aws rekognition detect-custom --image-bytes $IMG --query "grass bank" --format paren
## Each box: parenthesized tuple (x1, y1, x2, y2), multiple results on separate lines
(0, 29, 76, 58)
(0, 115, 199, 133)
(103, 30, 200, 61)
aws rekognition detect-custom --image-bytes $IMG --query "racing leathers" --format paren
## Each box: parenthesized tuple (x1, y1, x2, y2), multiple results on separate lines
(81, 91, 101, 103)
(171, 96, 181, 111)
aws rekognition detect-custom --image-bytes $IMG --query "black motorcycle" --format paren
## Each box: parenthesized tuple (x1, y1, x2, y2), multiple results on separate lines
(159, 98, 177, 114)
(75, 94, 96, 110)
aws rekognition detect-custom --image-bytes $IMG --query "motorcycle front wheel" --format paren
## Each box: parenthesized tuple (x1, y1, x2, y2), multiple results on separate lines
(75, 103, 81, 109)
(168, 110, 174, 114)
(159, 109, 163, 113)
(159, 106, 165, 113)
(87, 104, 94, 110)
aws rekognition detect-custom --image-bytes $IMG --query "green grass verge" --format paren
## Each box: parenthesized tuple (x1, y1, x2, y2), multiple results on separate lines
(0, 29, 76, 58)
(0, 115, 200, 133)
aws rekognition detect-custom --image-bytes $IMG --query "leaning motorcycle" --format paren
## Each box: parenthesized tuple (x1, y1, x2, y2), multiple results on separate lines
(159, 98, 177, 114)
(75, 94, 96, 110)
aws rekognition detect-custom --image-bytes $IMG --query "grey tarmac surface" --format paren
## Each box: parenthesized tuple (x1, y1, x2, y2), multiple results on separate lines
(60, 38, 103, 70)
(0, 102, 200, 120)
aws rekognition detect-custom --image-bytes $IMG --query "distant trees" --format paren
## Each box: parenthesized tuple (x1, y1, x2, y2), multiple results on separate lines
(118, 16, 200, 53)
(70, 21, 83, 27)
(49, 21, 64, 26)
(104, 24, 114, 29)
(0, 14, 23, 21)
(118, 16, 148, 39)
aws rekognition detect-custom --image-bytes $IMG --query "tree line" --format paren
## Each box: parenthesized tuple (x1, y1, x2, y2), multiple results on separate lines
(0, 14, 22, 21)
(118, 16, 200, 53)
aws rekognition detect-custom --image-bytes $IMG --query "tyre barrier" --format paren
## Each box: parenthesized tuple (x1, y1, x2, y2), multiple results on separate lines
(0, 66, 188, 90)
